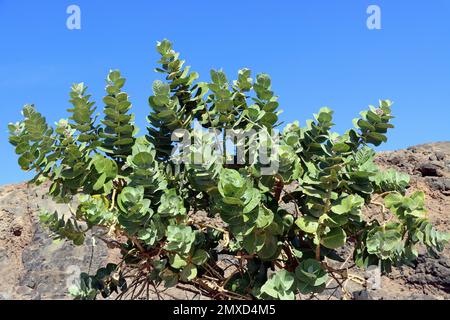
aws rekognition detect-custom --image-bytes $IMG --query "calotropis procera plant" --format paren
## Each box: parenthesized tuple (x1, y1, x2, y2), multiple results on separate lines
(9, 40, 449, 300)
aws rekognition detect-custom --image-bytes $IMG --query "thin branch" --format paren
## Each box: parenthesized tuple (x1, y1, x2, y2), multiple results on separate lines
(109, 188, 117, 211)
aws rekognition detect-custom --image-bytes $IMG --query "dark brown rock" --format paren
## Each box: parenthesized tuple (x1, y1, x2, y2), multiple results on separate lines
(417, 163, 443, 177)
(435, 151, 446, 161)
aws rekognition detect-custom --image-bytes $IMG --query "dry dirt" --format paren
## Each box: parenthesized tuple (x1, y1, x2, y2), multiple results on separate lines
(0, 142, 449, 300)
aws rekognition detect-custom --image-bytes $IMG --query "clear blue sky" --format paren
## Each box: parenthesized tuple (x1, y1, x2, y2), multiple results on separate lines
(1, 1, 449, 184)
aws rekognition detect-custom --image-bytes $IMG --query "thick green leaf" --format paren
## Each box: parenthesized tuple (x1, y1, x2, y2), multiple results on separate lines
(180, 263, 197, 281)
(321, 227, 346, 249)
(295, 216, 319, 234)
(260, 270, 296, 300)
(191, 249, 209, 266)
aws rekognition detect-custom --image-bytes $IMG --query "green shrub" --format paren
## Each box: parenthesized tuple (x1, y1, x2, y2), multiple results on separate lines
(9, 39, 449, 300)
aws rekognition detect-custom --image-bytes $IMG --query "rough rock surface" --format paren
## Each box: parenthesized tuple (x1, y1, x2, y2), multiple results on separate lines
(0, 184, 109, 300)
(360, 142, 450, 300)
(0, 142, 449, 300)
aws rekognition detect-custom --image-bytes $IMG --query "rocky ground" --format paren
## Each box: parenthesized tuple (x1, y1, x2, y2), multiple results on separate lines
(0, 142, 449, 300)
(369, 142, 450, 300)
(0, 184, 110, 299)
